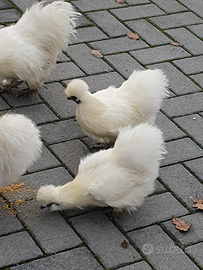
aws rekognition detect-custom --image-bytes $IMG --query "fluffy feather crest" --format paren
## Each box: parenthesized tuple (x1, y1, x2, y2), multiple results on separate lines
(65, 79, 89, 100)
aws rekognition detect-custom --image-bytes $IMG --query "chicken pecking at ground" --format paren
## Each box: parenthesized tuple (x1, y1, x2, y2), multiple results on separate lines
(0, 1, 79, 96)
(37, 123, 166, 213)
(0, 113, 42, 188)
(65, 69, 169, 145)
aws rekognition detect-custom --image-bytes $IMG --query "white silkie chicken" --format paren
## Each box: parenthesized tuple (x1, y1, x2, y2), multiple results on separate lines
(65, 69, 168, 144)
(37, 123, 165, 213)
(0, 114, 42, 188)
(0, 1, 79, 95)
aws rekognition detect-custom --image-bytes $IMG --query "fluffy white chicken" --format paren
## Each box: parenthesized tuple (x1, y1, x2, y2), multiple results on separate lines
(0, 1, 79, 95)
(65, 69, 168, 144)
(0, 113, 42, 188)
(37, 123, 165, 213)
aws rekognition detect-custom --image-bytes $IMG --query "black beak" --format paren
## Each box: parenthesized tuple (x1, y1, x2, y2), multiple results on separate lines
(40, 203, 59, 209)
(40, 203, 53, 209)
(67, 96, 81, 104)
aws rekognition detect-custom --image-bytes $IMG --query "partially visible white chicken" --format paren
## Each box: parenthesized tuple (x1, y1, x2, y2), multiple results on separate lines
(65, 69, 168, 144)
(37, 123, 165, 213)
(0, 114, 42, 188)
(0, 1, 79, 95)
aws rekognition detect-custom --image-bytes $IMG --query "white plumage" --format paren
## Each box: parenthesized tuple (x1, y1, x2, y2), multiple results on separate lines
(65, 69, 169, 143)
(36, 123, 165, 212)
(0, 1, 79, 95)
(0, 114, 42, 188)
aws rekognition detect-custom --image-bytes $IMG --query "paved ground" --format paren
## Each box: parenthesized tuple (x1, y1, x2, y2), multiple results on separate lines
(0, 0, 203, 269)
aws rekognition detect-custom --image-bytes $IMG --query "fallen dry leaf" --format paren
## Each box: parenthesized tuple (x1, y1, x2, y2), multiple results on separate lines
(127, 32, 139, 40)
(121, 240, 129, 249)
(116, 0, 126, 3)
(193, 196, 203, 210)
(172, 217, 191, 232)
(90, 50, 103, 58)
(171, 42, 183, 47)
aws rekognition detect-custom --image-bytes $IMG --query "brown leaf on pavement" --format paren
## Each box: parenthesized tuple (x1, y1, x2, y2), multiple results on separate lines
(121, 240, 129, 249)
(90, 50, 103, 58)
(116, 0, 126, 3)
(171, 42, 183, 47)
(172, 217, 191, 232)
(127, 32, 139, 40)
(193, 196, 203, 210)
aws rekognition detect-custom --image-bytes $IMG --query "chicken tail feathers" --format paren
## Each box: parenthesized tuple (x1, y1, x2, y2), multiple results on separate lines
(16, 1, 79, 54)
(119, 69, 169, 123)
(113, 123, 166, 175)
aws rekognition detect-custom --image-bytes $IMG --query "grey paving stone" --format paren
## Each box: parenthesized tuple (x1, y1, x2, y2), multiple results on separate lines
(155, 112, 185, 141)
(76, 14, 94, 28)
(147, 62, 202, 95)
(0, 96, 10, 110)
(127, 0, 150, 3)
(150, 0, 187, 13)
(105, 53, 144, 78)
(166, 28, 203, 55)
(162, 213, 203, 246)
(49, 62, 85, 82)
(184, 157, 203, 182)
(174, 114, 203, 146)
(56, 53, 70, 63)
(72, 0, 123, 12)
(117, 261, 152, 270)
(149, 12, 203, 29)
(50, 139, 90, 175)
(0, 9, 21, 23)
(12, 0, 36, 11)
(2, 167, 73, 202)
(0, 199, 23, 236)
(14, 200, 82, 254)
(0, 0, 12, 9)
(40, 119, 84, 145)
(151, 179, 166, 195)
(159, 164, 203, 209)
(73, 26, 108, 44)
(162, 92, 203, 117)
(188, 24, 203, 39)
(178, 0, 203, 18)
(39, 82, 76, 119)
(130, 45, 190, 65)
(87, 11, 130, 37)
(70, 212, 141, 269)
(90, 36, 148, 55)
(174, 55, 203, 75)
(28, 144, 61, 173)
(10, 247, 104, 270)
(126, 19, 171, 46)
(64, 72, 125, 93)
(67, 44, 112, 74)
(190, 73, 203, 88)
(1, 87, 42, 107)
(111, 4, 165, 21)
(186, 242, 203, 266)
(162, 138, 203, 166)
(115, 193, 188, 231)
(127, 225, 199, 270)
(0, 231, 43, 268)
(13, 103, 58, 124)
